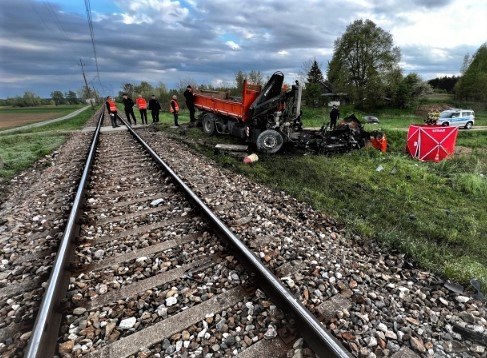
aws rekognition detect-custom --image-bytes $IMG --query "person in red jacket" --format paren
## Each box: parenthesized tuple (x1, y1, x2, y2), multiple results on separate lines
(136, 94, 148, 125)
(105, 96, 119, 128)
(170, 95, 179, 127)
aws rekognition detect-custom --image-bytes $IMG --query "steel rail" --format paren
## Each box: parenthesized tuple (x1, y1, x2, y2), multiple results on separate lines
(25, 110, 105, 358)
(125, 124, 352, 358)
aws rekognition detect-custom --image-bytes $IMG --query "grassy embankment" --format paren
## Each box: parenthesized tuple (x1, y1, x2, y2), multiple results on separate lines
(0, 106, 96, 183)
(156, 105, 487, 292)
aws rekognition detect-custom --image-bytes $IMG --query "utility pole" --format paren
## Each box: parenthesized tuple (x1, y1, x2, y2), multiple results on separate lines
(80, 59, 95, 109)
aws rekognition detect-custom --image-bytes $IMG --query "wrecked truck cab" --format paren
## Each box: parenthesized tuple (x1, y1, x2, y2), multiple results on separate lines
(194, 72, 302, 154)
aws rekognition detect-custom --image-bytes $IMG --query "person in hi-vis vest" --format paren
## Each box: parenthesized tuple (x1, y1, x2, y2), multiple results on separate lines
(170, 95, 180, 127)
(105, 96, 119, 128)
(136, 94, 148, 124)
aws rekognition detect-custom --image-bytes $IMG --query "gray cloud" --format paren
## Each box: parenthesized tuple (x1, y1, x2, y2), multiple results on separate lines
(0, 0, 483, 98)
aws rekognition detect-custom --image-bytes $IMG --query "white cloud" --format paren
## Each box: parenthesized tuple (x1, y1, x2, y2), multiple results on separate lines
(116, 0, 189, 24)
(389, 1, 486, 48)
(226, 41, 241, 50)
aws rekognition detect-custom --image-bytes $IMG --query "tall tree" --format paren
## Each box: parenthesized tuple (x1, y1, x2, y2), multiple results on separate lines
(307, 60, 325, 84)
(248, 70, 264, 86)
(120, 83, 135, 99)
(305, 60, 327, 107)
(14, 91, 42, 107)
(134, 81, 154, 98)
(393, 73, 432, 109)
(50, 91, 65, 106)
(428, 76, 459, 93)
(235, 71, 245, 94)
(77, 86, 99, 105)
(65, 90, 79, 104)
(234, 70, 264, 96)
(455, 43, 487, 102)
(327, 19, 401, 109)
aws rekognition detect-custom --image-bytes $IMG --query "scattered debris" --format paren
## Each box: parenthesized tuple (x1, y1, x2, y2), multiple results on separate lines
(363, 116, 380, 124)
(150, 198, 164, 206)
(243, 153, 259, 164)
(444, 280, 464, 294)
(470, 279, 485, 301)
(214, 144, 248, 153)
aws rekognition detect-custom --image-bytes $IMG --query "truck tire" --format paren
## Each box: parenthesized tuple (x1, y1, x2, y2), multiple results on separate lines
(202, 114, 216, 135)
(256, 130, 284, 154)
(465, 121, 473, 129)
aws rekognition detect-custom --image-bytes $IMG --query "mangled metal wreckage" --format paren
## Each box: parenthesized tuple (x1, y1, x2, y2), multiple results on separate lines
(194, 71, 386, 154)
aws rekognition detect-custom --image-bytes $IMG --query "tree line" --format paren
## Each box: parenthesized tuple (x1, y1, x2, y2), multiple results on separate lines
(304, 19, 486, 109)
(0, 89, 85, 107)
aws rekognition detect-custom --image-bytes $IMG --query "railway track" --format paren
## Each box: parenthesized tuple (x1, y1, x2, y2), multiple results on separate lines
(0, 110, 102, 356)
(21, 111, 348, 357)
(1, 109, 485, 357)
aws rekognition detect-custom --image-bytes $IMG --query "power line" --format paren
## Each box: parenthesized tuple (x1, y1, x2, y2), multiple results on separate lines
(84, 0, 102, 88)
(42, 1, 70, 40)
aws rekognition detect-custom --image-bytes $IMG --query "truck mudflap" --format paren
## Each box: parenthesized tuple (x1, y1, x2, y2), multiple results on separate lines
(227, 121, 247, 140)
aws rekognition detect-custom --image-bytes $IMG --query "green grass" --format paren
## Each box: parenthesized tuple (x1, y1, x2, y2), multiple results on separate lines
(0, 133, 66, 180)
(159, 107, 487, 293)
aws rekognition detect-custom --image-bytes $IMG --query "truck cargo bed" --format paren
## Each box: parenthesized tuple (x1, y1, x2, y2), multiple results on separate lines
(194, 82, 261, 122)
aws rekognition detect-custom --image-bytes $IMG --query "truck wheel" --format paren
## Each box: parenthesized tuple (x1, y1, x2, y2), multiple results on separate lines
(256, 130, 284, 154)
(202, 114, 215, 135)
(465, 121, 473, 129)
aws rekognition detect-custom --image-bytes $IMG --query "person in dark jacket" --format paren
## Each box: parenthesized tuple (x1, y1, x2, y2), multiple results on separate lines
(184, 85, 196, 125)
(148, 95, 162, 123)
(330, 105, 340, 130)
(122, 93, 137, 125)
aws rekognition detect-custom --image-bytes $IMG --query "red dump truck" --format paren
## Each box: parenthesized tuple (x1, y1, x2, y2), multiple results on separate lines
(194, 71, 303, 154)
(194, 71, 378, 154)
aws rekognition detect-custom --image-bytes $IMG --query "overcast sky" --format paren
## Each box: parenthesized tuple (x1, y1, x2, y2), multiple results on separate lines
(0, 0, 485, 98)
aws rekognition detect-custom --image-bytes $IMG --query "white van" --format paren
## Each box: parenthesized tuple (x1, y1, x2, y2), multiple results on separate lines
(436, 109, 475, 129)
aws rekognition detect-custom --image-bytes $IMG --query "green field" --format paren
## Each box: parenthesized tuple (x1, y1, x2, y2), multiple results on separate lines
(157, 106, 487, 292)
(0, 104, 83, 115)
(0, 106, 96, 193)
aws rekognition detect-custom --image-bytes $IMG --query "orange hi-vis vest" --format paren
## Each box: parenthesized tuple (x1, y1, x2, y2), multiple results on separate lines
(170, 99, 179, 113)
(107, 99, 117, 112)
(136, 97, 147, 109)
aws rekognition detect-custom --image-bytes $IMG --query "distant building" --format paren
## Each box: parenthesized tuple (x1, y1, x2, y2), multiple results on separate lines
(323, 92, 350, 106)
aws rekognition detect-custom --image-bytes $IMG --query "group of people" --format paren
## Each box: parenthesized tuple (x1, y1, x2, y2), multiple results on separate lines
(104, 85, 197, 128)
